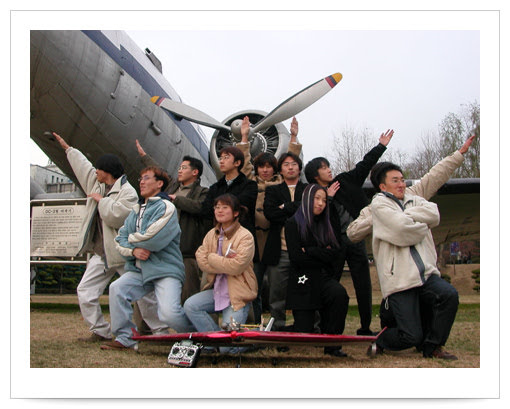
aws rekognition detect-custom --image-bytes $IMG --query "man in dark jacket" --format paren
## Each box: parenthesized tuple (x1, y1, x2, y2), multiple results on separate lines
(136, 140, 209, 302)
(263, 152, 307, 331)
(200, 146, 258, 259)
(303, 129, 393, 336)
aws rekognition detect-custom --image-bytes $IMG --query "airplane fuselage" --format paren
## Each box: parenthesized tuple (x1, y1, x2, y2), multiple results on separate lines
(30, 30, 217, 189)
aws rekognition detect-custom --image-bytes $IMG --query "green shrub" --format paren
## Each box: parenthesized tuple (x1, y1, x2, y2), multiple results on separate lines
(471, 268, 480, 293)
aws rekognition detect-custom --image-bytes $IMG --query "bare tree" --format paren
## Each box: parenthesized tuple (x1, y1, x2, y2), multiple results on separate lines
(406, 131, 441, 179)
(328, 125, 376, 175)
(325, 100, 479, 181)
(407, 101, 480, 178)
(327, 125, 408, 177)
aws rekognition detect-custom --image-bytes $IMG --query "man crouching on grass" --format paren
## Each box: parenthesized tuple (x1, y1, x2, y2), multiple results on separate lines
(101, 167, 194, 350)
(370, 162, 459, 360)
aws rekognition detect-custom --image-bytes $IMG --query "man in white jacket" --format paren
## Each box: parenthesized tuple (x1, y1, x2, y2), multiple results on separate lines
(370, 162, 459, 360)
(53, 133, 166, 342)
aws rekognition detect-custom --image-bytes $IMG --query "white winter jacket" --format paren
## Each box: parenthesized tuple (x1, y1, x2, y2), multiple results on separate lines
(66, 147, 138, 269)
(347, 150, 464, 243)
(371, 192, 441, 299)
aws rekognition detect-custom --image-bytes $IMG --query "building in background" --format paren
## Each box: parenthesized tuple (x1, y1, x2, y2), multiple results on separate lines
(30, 162, 78, 194)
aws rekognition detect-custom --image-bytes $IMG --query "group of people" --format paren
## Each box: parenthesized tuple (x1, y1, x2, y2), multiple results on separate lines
(51, 118, 476, 360)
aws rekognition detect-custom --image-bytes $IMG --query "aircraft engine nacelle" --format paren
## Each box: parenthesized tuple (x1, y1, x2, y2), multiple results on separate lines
(209, 110, 292, 179)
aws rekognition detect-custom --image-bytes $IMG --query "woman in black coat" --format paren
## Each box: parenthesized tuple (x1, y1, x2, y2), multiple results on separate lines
(285, 183, 350, 357)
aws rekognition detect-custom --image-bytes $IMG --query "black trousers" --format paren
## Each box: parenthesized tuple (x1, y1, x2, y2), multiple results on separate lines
(336, 236, 372, 331)
(252, 261, 268, 324)
(377, 275, 459, 354)
(292, 278, 349, 335)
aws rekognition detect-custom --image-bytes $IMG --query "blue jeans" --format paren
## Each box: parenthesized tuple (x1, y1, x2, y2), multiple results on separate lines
(183, 289, 250, 353)
(109, 271, 194, 347)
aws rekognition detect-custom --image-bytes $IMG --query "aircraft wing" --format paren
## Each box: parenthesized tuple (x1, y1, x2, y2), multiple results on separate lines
(362, 178, 480, 247)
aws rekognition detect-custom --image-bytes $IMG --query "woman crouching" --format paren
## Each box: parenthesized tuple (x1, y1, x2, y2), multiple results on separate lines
(285, 183, 350, 357)
(184, 193, 257, 353)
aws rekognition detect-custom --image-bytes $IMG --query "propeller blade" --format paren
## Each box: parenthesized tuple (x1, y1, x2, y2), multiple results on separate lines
(251, 73, 342, 133)
(151, 96, 231, 132)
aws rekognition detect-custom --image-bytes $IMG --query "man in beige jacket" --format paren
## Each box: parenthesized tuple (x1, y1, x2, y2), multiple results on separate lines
(369, 162, 459, 359)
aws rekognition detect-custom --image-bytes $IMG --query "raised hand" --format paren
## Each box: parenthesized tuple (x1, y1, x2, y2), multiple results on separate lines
(52, 132, 70, 151)
(135, 139, 146, 157)
(379, 129, 394, 147)
(241, 116, 251, 143)
(290, 117, 299, 139)
(327, 181, 340, 197)
(459, 134, 477, 154)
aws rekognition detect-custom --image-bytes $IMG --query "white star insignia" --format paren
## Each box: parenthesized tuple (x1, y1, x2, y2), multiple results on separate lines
(297, 275, 308, 284)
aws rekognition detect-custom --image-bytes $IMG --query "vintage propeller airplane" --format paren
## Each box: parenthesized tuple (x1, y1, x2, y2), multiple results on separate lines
(30, 30, 341, 191)
(30, 29, 479, 249)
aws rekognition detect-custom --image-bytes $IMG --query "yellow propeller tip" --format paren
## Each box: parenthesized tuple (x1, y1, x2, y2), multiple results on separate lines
(332, 73, 342, 82)
(150, 96, 160, 104)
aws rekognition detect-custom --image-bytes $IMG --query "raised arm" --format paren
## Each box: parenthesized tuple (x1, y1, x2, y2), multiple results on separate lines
(408, 134, 476, 199)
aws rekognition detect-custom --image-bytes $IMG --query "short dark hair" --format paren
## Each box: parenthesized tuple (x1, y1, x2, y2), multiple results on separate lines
(140, 166, 170, 192)
(213, 193, 247, 224)
(219, 146, 244, 170)
(304, 157, 330, 184)
(95, 154, 124, 179)
(277, 152, 302, 172)
(182, 155, 203, 177)
(253, 152, 278, 176)
(370, 162, 403, 192)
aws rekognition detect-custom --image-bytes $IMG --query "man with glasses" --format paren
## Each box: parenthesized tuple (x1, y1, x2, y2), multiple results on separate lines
(263, 152, 307, 332)
(52, 133, 165, 342)
(101, 166, 195, 350)
(136, 141, 209, 302)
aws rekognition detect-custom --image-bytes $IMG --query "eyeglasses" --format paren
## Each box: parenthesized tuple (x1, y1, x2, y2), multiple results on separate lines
(138, 175, 155, 182)
(218, 155, 231, 162)
(178, 165, 191, 170)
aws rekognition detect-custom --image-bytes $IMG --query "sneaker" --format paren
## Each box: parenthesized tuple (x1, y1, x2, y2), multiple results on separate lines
(78, 333, 111, 342)
(100, 340, 135, 351)
(425, 346, 458, 360)
(367, 343, 384, 357)
(324, 347, 348, 357)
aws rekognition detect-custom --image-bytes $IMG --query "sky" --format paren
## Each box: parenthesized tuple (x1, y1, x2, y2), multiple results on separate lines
(29, 13, 482, 168)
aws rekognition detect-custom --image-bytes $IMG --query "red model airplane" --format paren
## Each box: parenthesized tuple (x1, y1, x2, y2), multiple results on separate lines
(131, 318, 385, 367)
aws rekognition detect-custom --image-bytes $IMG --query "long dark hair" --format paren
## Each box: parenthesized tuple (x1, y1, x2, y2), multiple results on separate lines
(293, 184, 339, 249)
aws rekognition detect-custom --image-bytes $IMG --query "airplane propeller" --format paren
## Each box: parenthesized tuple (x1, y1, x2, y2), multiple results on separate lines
(152, 72, 342, 139)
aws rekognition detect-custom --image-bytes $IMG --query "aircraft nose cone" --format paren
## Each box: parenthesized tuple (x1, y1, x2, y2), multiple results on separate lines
(230, 119, 243, 137)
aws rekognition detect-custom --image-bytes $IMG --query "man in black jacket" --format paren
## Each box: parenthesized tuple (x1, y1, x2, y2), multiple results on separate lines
(263, 152, 307, 331)
(200, 146, 258, 259)
(304, 129, 393, 335)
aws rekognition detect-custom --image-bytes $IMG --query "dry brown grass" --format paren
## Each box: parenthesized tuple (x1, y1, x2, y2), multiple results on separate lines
(30, 305, 479, 368)
(30, 263, 480, 368)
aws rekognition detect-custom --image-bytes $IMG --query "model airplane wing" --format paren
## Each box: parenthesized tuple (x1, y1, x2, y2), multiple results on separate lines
(132, 328, 380, 347)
